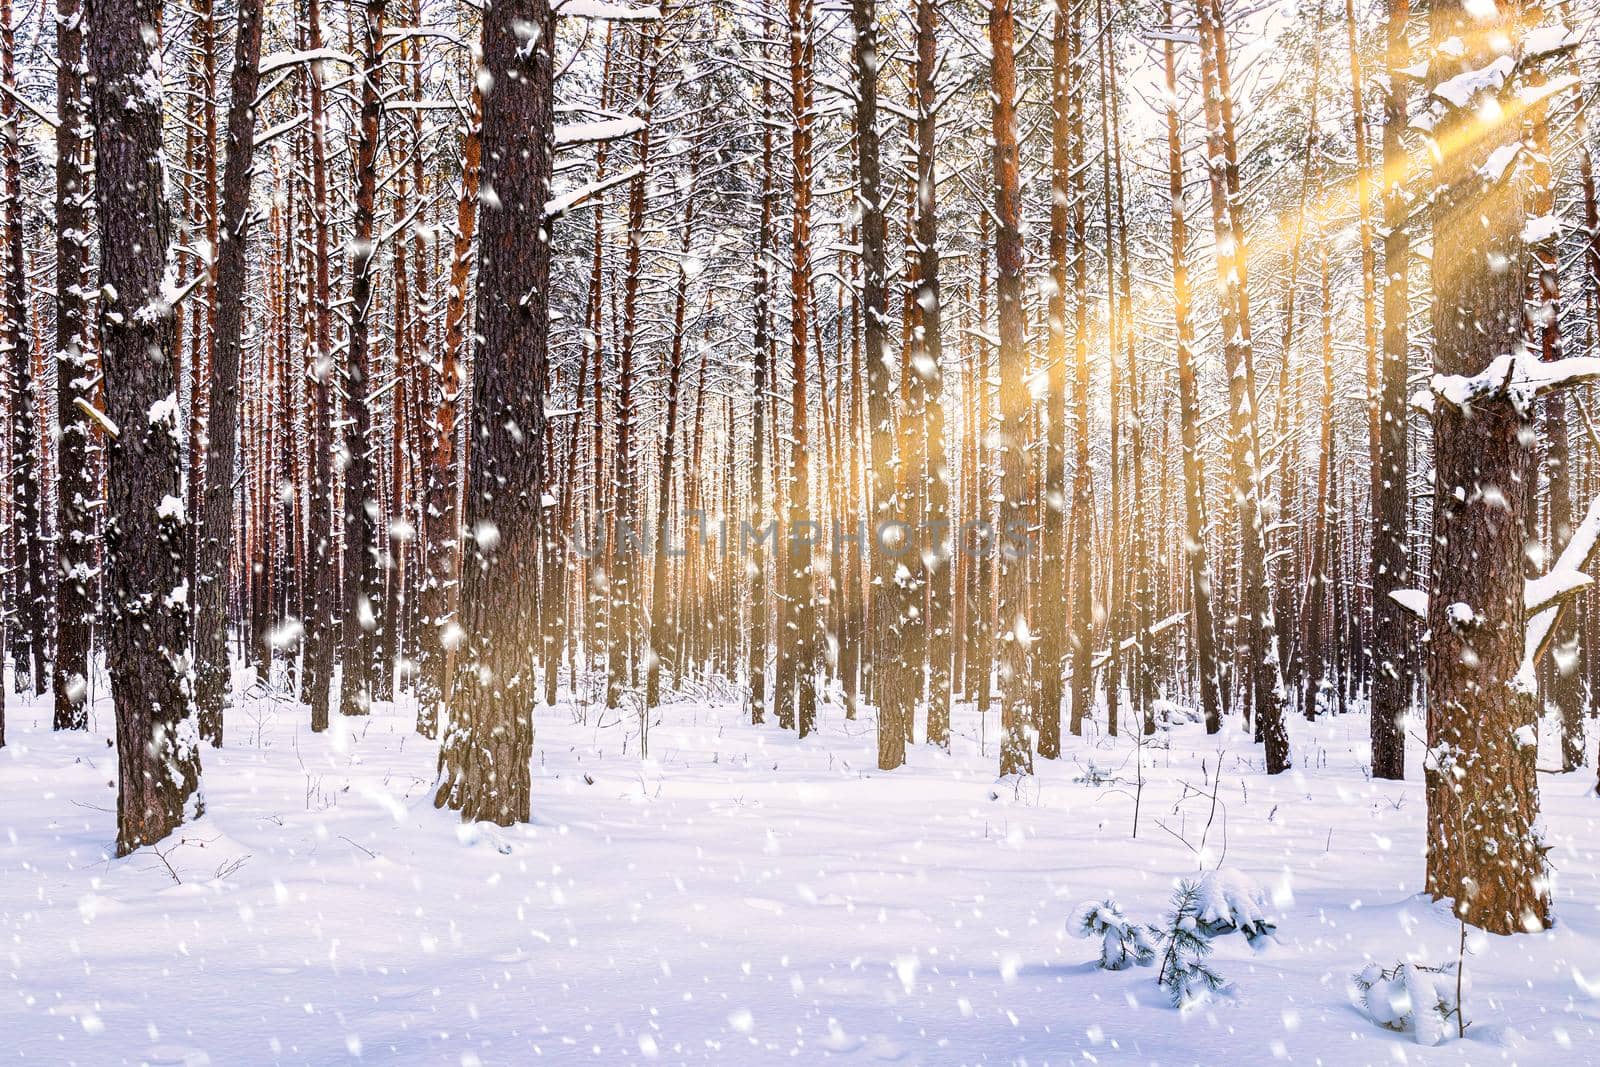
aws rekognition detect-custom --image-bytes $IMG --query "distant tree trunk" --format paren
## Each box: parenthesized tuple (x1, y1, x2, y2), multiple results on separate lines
(1162, 3, 1223, 734)
(434, 0, 554, 826)
(1, 0, 44, 697)
(912, 0, 951, 747)
(777, 0, 818, 738)
(749, 10, 773, 725)
(194, 0, 267, 746)
(1194, 0, 1289, 771)
(1038, 0, 1071, 756)
(303, 0, 338, 731)
(851, 0, 902, 767)
(988, 0, 1033, 777)
(1302, 242, 1337, 719)
(1424, 0, 1550, 936)
(608, 25, 664, 710)
(52, 0, 93, 731)
(417, 76, 482, 738)
(1065, 2, 1093, 741)
(87, 0, 204, 853)
(1369, 0, 1409, 780)
(646, 134, 704, 710)
(339, 0, 387, 718)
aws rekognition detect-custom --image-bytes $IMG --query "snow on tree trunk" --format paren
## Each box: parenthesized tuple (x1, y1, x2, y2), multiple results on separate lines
(1422, 0, 1551, 936)
(433, 0, 555, 826)
(87, 0, 204, 854)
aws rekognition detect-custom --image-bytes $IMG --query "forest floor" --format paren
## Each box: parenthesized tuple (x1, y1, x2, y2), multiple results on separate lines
(2, 669, 1599, 1064)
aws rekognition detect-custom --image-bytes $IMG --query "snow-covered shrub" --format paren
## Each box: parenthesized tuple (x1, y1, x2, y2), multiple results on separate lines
(1154, 881, 1229, 1008)
(1195, 869, 1278, 947)
(1351, 962, 1467, 1046)
(1152, 697, 1204, 727)
(1070, 898, 1157, 970)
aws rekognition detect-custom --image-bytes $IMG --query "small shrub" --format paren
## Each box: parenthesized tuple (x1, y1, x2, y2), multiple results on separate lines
(1070, 898, 1157, 971)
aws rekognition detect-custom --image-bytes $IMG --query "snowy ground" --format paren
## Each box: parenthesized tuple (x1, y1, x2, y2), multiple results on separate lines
(3, 668, 1599, 1065)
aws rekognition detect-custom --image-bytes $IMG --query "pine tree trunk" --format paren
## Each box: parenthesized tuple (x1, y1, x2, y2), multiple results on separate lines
(1162, 4, 1223, 735)
(850, 0, 902, 768)
(1369, 0, 1410, 780)
(434, 0, 554, 826)
(988, 0, 1033, 777)
(87, 0, 204, 853)
(303, 0, 338, 731)
(1, 0, 44, 697)
(912, 0, 951, 748)
(51, 0, 93, 731)
(338, 0, 387, 719)
(1424, 0, 1550, 935)
(1038, 0, 1072, 756)
(194, 0, 266, 747)
(416, 76, 482, 738)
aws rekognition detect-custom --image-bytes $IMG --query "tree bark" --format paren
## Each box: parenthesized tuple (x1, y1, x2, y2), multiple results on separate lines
(51, 0, 93, 731)
(1424, 0, 1550, 935)
(194, 0, 266, 747)
(988, 0, 1033, 777)
(87, 0, 204, 853)
(434, 0, 554, 826)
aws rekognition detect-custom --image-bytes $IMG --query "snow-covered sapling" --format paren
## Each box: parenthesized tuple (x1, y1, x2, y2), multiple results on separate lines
(1194, 869, 1278, 947)
(1154, 880, 1229, 1008)
(1070, 898, 1157, 970)
(1351, 962, 1468, 1046)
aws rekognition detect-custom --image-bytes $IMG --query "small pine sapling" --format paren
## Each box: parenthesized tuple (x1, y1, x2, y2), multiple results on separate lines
(1070, 898, 1157, 970)
(1351, 961, 1468, 1046)
(1154, 880, 1229, 1008)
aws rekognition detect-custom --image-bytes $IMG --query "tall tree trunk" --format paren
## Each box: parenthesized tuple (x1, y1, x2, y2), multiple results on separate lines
(850, 0, 902, 767)
(52, 0, 93, 730)
(1162, 2, 1223, 735)
(912, 0, 951, 747)
(1065, 1, 1093, 741)
(1195, 0, 1289, 770)
(434, 0, 554, 825)
(749, 12, 773, 725)
(87, 0, 204, 853)
(1, 0, 44, 696)
(340, 0, 387, 718)
(988, 0, 1033, 777)
(194, 0, 267, 746)
(1369, 0, 1410, 780)
(1423, 0, 1550, 935)
(417, 75, 482, 737)
(303, 0, 338, 731)
(777, 0, 818, 738)
(1038, 0, 1072, 756)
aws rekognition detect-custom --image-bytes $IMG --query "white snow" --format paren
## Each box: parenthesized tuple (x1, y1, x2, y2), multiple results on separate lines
(555, 116, 647, 147)
(3, 674, 1600, 1061)
(554, 0, 661, 19)
(1430, 56, 1513, 110)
